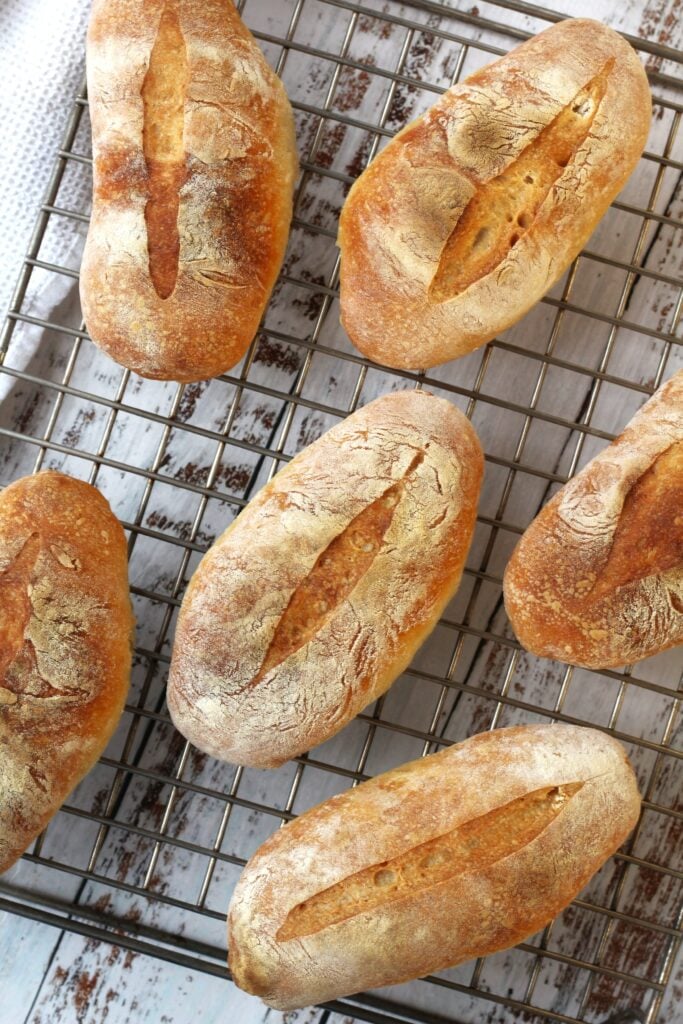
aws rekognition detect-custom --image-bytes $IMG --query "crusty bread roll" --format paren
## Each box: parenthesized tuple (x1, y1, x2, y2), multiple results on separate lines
(81, 0, 297, 382)
(228, 723, 640, 1010)
(338, 19, 651, 370)
(168, 390, 482, 768)
(504, 371, 683, 668)
(0, 473, 134, 874)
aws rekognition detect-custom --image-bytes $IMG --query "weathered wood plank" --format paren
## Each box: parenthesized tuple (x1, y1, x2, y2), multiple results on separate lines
(0, 0, 681, 1022)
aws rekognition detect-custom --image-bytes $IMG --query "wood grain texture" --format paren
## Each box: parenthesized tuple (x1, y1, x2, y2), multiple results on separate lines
(0, 0, 681, 1022)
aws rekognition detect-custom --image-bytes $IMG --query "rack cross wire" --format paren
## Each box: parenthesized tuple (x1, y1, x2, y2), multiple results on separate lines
(0, 2, 682, 1023)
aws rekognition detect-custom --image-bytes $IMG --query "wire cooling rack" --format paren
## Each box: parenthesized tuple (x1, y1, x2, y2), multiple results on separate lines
(1, 1, 682, 1022)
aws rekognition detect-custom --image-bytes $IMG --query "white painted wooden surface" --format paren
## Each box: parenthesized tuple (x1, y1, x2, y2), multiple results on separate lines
(0, 0, 682, 1022)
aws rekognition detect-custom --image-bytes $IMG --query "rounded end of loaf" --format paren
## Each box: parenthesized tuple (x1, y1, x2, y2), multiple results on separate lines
(502, 521, 629, 670)
(503, 533, 587, 666)
(79, 271, 262, 384)
(166, 672, 289, 770)
(228, 920, 280, 1004)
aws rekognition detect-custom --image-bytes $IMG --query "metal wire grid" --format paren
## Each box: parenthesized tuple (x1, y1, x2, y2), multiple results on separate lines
(0, 1, 681, 1022)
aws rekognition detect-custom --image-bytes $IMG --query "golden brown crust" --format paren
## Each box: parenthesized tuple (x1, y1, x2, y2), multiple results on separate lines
(338, 19, 651, 370)
(503, 371, 683, 668)
(81, 0, 298, 382)
(276, 781, 584, 941)
(0, 473, 134, 873)
(228, 724, 641, 1010)
(167, 391, 483, 768)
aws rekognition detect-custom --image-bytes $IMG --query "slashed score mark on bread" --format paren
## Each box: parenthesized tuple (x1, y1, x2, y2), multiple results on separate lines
(278, 782, 583, 940)
(590, 440, 683, 600)
(0, 533, 89, 703)
(430, 63, 612, 301)
(338, 19, 651, 370)
(81, 0, 297, 381)
(141, 0, 189, 300)
(167, 391, 483, 768)
(0, 534, 43, 703)
(255, 451, 424, 684)
(228, 724, 641, 1010)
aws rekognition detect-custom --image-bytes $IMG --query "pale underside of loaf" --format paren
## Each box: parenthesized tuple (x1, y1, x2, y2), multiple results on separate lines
(339, 18, 651, 369)
(168, 391, 482, 768)
(81, 0, 297, 381)
(0, 474, 134, 874)
(504, 370, 683, 668)
(228, 724, 640, 1009)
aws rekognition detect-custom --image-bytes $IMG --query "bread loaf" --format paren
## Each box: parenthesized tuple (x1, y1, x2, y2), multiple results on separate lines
(0, 473, 134, 873)
(228, 723, 640, 1009)
(81, 0, 297, 382)
(504, 371, 683, 668)
(168, 390, 482, 768)
(338, 19, 651, 370)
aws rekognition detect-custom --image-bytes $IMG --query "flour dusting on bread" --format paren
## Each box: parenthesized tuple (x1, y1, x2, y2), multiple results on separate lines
(81, 0, 297, 381)
(168, 391, 483, 768)
(228, 724, 640, 1010)
(339, 19, 651, 369)
(504, 370, 683, 667)
(0, 473, 133, 873)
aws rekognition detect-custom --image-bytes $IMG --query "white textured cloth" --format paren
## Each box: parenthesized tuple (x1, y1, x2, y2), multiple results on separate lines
(0, 0, 90, 320)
